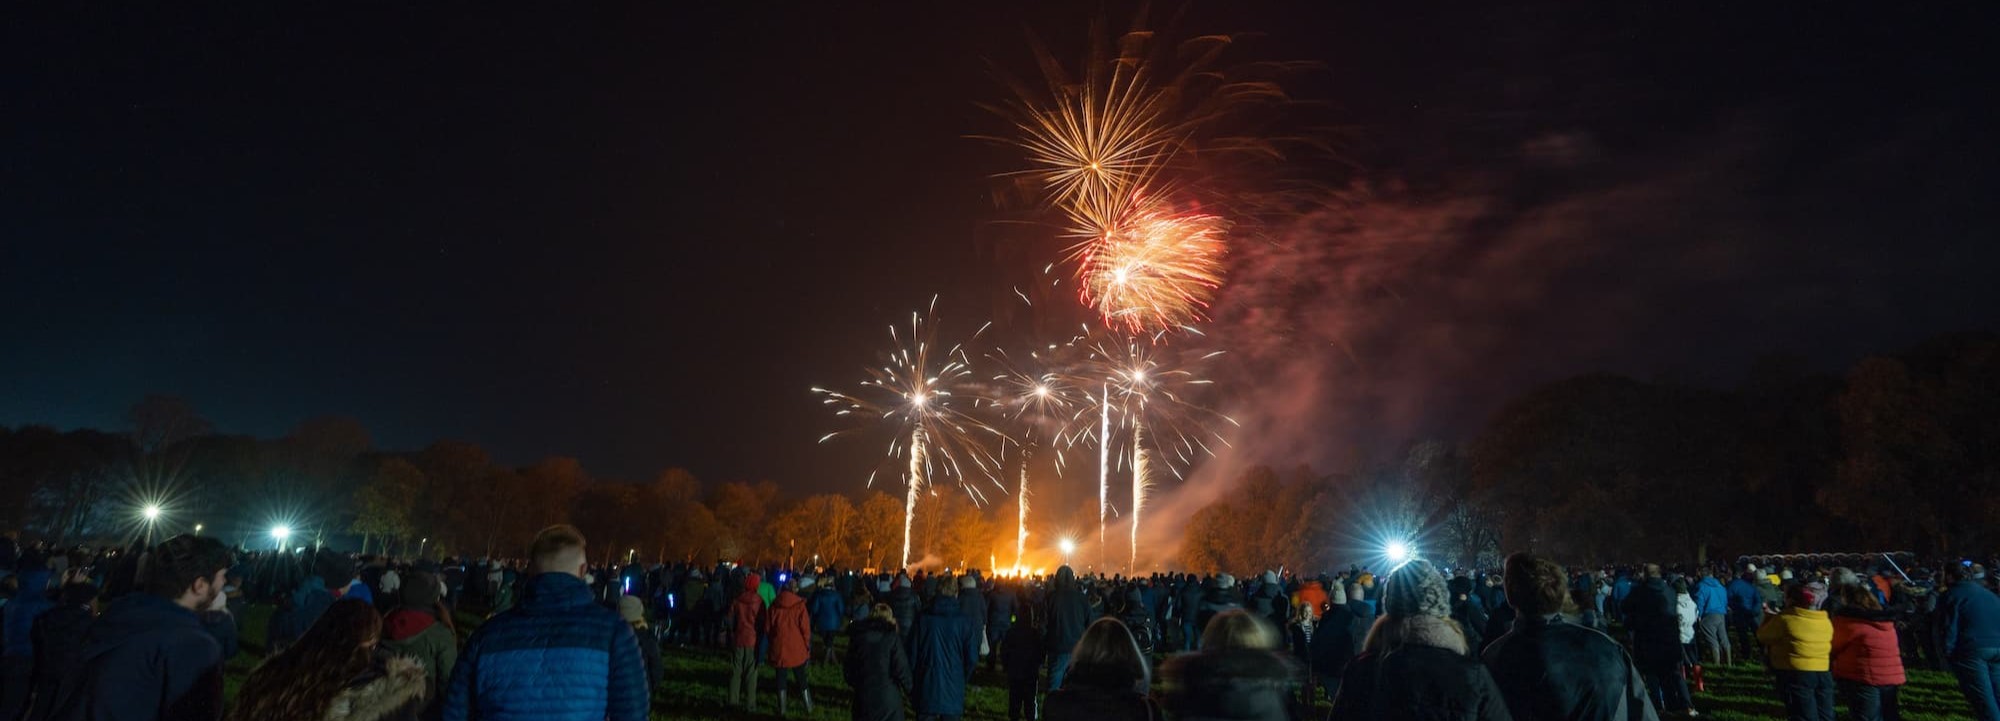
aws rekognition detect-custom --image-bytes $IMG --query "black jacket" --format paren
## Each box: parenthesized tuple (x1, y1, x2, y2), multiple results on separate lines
(1332, 644, 1511, 721)
(1045, 669, 1160, 721)
(1001, 622, 1046, 683)
(844, 617, 912, 721)
(27, 603, 95, 721)
(1481, 614, 1656, 721)
(1045, 568, 1092, 652)
(988, 587, 1018, 632)
(1618, 579, 1680, 668)
(39, 593, 225, 721)
(888, 587, 921, 639)
(1161, 648, 1296, 721)
(1309, 604, 1356, 677)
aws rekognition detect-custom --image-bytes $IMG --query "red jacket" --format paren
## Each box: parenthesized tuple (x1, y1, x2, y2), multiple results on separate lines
(763, 590, 813, 669)
(1831, 611, 1906, 686)
(729, 576, 766, 649)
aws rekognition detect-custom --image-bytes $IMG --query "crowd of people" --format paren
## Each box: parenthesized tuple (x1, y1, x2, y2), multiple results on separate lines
(7, 528, 2000, 721)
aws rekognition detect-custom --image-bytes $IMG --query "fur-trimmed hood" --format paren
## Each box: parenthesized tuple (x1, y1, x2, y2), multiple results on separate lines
(1161, 648, 1297, 721)
(1363, 613, 1468, 656)
(325, 655, 427, 721)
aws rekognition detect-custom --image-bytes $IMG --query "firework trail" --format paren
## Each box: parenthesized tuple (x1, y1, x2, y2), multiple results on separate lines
(815, 298, 1009, 569)
(986, 344, 1083, 571)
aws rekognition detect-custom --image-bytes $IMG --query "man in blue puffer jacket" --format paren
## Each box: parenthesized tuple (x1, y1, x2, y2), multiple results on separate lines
(1693, 571, 1732, 665)
(445, 525, 648, 721)
(807, 576, 847, 664)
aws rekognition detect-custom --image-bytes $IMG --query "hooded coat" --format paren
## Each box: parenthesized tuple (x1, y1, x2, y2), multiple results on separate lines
(1332, 619, 1511, 721)
(888, 585, 921, 640)
(1758, 607, 1833, 672)
(909, 596, 980, 716)
(27, 601, 96, 721)
(1044, 665, 1160, 721)
(844, 617, 912, 721)
(1044, 567, 1092, 653)
(808, 586, 847, 634)
(1160, 648, 1296, 721)
(1482, 614, 1657, 721)
(1725, 576, 1762, 614)
(763, 589, 812, 669)
(1693, 577, 1729, 618)
(728, 576, 765, 649)
(381, 608, 458, 695)
(1309, 602, 1357, 680)
(38, 592, 226, 721)
(442, 572, 649, 721)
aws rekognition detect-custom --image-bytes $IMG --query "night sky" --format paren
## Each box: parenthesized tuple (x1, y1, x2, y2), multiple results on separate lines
(6, 3, 1996, 497)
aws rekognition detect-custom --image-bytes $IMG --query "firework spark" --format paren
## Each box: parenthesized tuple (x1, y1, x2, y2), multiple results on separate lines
(1073, 198, 1229, 333)
(986, 344, 1085, 572)
(815, 298, 1009, 569)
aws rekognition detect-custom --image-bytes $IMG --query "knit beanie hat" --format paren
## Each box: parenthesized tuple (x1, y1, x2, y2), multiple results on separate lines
(960, 575, 978, 589)
(1382, 560, 1451, 619)
(1788, 581, 1827, 610)
(798, 576, 816, 591)
(1261, 570, 1279, 585)
(399, 571, 442, 610)
(618, 594, 645, 623)
(1217, 573, 1237, 589)
(1328, 583, 1347, 605)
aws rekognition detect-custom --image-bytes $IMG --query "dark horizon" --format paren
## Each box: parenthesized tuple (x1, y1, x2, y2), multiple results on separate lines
(6, 2, 1996, 494)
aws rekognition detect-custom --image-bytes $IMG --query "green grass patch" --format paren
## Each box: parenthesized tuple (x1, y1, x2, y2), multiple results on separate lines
(220, 605, 1983, 721)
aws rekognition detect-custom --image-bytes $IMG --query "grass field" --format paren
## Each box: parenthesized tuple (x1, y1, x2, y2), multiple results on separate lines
(223, 605, 1981, 720)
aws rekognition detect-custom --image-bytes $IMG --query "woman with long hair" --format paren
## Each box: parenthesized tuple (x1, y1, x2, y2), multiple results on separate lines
(1045, 617, 1162, 721)
(1161, 609, 1298, 721)
(229, 598, 426, 721)
(844, 603, 912, 721)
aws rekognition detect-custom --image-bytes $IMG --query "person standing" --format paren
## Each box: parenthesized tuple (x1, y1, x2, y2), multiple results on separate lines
(958, 575, 989, 666)
(809, 576, 848, 665)
(3, 554, 53, 720)
(1161, 609, 1298, 721)
(1759, 582, 1835, 721)
(1483, 552, 1656, 721)
(1622, 565, 1694, 716)
(986, 579, 1018, 671)
(618, 596, 663, 695)
(378, 570, 456, 714)
(1694, 571, 1733, 666)
(1936, 562, 2000, 721)
(1043, 567, 1091, 692)
(38, 535, 233, 721)
(765, 579, 814, 715)
(442, 525, 648, 721)
(1331, 560, 1510, 721)
(726, 573, 767, 710)
(1831, 583, 1904, 721)
(1305, 583, 1355, 707)
(845, 604, 913, 721)
(910, 579, 980, 721)
(1728, 570, 1766, 662)
(1002, 606, 1047, 721)
(23, 582, 98, 721)
(1042, 618, 1160, 721)
(227, 599, 426, 721)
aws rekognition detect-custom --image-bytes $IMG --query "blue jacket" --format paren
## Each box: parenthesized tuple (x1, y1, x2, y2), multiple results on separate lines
(41, 592, 224, 721)
(1694, 577, 1729, 617)
(444, 572, 649, 721)
(909, 596, 980, 715)
(3, 569, 52, 657)
(808, 587, 847, 633)
(1725, 577, 1763, 614)
(1936, 579, 2000, 660)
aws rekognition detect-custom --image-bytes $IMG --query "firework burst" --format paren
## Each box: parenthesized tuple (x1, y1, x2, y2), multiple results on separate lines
(1073, 198, 1229, 333)
(814, 298, 1009, 569)
(985, 343, 1086, 572)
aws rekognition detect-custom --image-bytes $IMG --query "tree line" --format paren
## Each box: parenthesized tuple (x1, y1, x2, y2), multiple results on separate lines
(1178, 332, 2000, 571)
(4, 332, 1996, 569)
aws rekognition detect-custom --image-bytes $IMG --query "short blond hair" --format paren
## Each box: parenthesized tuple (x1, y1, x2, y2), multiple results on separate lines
(529, 525, 587, 574)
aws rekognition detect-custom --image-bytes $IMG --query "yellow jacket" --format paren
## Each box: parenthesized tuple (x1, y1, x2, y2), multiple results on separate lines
(1759, 607, 1833, 671)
